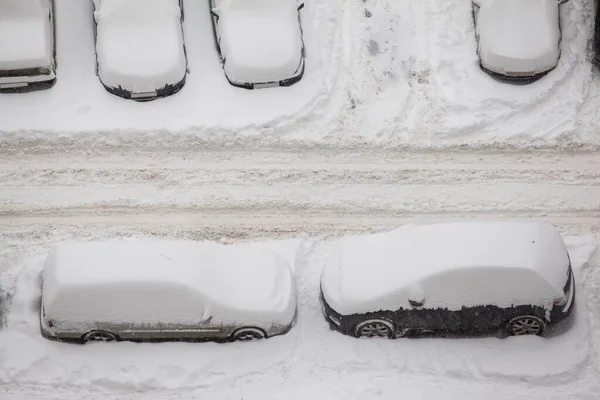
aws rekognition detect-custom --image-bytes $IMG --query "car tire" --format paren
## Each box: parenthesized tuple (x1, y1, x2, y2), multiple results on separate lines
(354, 319, 394, 339)
(232, 327, 266, 341)
(505, 315, 546, 337)
(82, 330, 118, 343)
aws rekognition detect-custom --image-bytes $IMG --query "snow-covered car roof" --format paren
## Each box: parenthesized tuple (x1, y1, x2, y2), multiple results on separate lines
(0, 0, 53, 70)
(476, 0, 561, 76)
(321, 222, 570, 314)
(215, 0, 304, 84)
(94, 0, 186, 93)
(42, 240, 295, 323)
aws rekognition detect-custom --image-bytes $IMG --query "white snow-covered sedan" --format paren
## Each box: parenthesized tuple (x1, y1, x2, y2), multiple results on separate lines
(41, 240, 297, 343)
(93, 0, 187, 100)
(0, 0, 56, 92)
(472, 0, 570, 81)
(210, 0, 306, 89)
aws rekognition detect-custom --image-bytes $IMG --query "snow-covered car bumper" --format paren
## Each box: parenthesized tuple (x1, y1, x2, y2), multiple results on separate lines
(0, 67, 56, 91)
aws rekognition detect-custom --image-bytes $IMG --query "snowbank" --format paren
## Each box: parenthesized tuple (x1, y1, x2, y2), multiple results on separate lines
(322, 222, 570, 315)
(94, 0, 186, 93)
(0, 0, 52, 70)
(217, 0, 304, 84)
(477, 0, 560, 75)
(42, 239, 296, 327)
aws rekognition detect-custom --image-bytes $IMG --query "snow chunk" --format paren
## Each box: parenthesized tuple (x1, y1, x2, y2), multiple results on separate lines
(322, 222, 571, 315)
(216, 0, 304, 84)
(0, 0, 53, 70)
(42, 240, 296, 327)
(94, 0, 186, 93)
(476, 0, 561, 75)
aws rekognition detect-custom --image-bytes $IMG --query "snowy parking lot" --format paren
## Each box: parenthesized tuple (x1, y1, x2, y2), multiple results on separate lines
(2, 0, 600, 399)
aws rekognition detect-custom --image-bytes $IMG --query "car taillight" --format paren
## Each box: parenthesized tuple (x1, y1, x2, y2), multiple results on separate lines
(554, 296, 567, 306)
(48, 320, 54, 328)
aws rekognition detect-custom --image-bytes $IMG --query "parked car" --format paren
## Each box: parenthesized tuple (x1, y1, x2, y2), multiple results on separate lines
(92, 0, 187, 100)
(472, 0, 570, 81)
(0, 0, 56, 92)
(210, 0, 306, 89)
(320, 222, 575, 339)
(41, 240, 297, 343)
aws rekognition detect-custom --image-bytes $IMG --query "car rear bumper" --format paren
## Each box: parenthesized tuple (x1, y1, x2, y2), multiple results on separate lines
(100, 75, 186, 101)
(0, 69, 56, 92)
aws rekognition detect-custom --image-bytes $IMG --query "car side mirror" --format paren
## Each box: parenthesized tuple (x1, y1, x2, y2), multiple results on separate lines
(298, 2, 305, 11)
(408, 286, 425, 307)
(211, 8, 219, 19)
(557, 0, 569, 4)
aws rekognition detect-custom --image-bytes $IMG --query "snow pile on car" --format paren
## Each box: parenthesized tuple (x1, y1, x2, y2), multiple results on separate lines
(0, 0, 53, 70)
(94, 0, 186, 93)
(42, 239, 296, 327)
(321, 222, 570, 315)
(216, 0, 304, 84)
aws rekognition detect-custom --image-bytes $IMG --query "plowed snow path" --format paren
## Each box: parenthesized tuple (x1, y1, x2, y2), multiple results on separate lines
(1, 149, 599, 239)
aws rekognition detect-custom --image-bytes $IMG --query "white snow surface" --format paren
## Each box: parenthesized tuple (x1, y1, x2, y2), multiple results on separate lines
(477, 0, 561, 75)
(216, 0, 304, 84)
(0, 0, 52, 70)
(94, 0, 186, 93)
(0, 232, 596, 398)
(2, 0, 600, 148)
(42, 239, 296, 326)
(321, 222, 570, 315)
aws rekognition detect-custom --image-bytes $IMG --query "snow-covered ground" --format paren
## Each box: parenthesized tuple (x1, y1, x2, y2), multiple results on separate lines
(1, 148, 600, 399)
(2, 0, 600, 398)
(0, 0, 600, 149)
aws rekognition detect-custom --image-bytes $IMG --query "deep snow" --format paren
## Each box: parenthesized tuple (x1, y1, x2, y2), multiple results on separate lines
(0, 232, 596, 398)
(0, 0, 599, 149)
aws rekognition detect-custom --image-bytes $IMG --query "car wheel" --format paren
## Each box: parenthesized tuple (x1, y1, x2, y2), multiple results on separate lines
(232, 328, 266, 341)
(506, 315, 546, 336)
(82, 330, 118, 343)
(354, 319, 394, 339)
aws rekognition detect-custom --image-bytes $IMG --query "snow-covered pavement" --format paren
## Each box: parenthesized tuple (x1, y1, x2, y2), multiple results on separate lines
(1, 148, 600, 399)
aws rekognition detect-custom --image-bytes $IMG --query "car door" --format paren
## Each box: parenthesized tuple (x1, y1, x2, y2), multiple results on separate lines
(395, 282, 463, 334)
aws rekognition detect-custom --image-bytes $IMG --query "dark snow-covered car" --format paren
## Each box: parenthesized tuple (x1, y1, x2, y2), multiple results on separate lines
(92, 0, 187, 100)
(0, 0, 56, 92)
(41, 240, 297, 343)
(472, 0, 570, 81)
(210, 0, 306, 89)
(320, 222, 575, 339)
(595, 0, 600, 64)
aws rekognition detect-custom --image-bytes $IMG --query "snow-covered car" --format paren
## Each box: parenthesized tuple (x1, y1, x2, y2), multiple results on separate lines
(0, 0, 56, 92)
(40, 240, 297, 343)
(472, 0, 570, 81)
(92, 0, 187, 100)
(210, 0, 306, 89)
(320, 222, 575, 338)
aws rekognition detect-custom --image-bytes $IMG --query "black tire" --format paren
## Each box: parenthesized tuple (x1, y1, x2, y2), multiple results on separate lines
(354, 319, 394, 339)
(82, 330, 118, 343)
(232, 327, 266, 341)
(505, 315, 546, 337)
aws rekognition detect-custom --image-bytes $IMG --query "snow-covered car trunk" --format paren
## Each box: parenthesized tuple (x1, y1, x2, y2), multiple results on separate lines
(473, 0, 566, 80)
(211, 0, 305, 89)
(41, 240, 297, 343)
(0, 0, 56, 92)
(93, 0, 187, 100)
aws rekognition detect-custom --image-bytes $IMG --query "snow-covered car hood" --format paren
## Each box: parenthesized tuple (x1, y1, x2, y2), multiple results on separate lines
(321, 222, 570, 315)
(94, 0, 186, 93)
(476, 0, 561, 75)
(42, 240, 296, 326)
(217, 0, 303, 84)
(0, 0, 53, 70)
